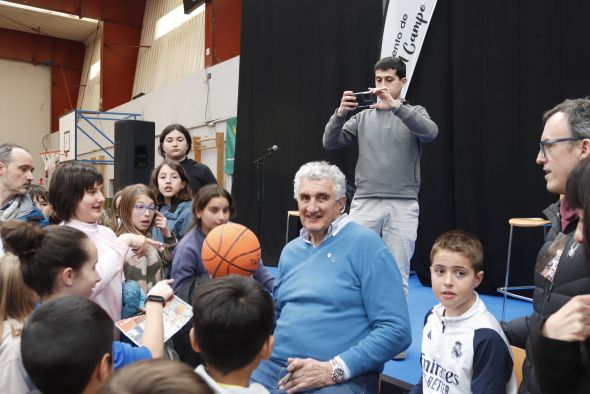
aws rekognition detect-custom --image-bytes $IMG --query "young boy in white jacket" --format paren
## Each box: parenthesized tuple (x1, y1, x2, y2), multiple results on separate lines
(411, 230, 517, 394)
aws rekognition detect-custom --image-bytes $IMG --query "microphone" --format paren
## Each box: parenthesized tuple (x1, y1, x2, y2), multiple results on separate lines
(253, 145, 278, 164)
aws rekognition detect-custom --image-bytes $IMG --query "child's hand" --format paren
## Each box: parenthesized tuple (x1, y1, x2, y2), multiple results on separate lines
(153, 211, 172, 238)
(147, 279, 174, 302)
(118, 233, 163, 257)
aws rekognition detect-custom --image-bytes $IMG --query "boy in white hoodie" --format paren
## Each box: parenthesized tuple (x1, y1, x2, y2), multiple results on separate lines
(411, 230, 517, 394)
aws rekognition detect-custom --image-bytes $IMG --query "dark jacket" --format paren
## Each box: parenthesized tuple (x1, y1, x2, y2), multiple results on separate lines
(501, 200, 590, 394)
(531, 327, 589, 394)
(180, 158, 216, 196)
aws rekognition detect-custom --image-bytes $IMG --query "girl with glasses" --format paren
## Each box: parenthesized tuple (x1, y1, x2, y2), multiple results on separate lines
(118, 184, 176, 294)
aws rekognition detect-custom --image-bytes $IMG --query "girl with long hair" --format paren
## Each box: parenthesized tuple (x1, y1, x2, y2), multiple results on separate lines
(170, 184, 274, 293)
(151, 160, 193, 242)
(1, 221, 98, 393)
(169, 184, 274, 366)
(0, 251, 36, 393)
(118, 184, 176, 293)
(1, 220, 174, 367)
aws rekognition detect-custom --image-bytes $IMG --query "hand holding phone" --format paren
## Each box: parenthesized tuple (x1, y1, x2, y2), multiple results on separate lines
(353, 91, 377, 109)
(336, 91, 358, 117)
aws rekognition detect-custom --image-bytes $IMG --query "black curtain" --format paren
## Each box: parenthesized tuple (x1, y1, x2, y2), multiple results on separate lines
(233, 0, 384, 263)
(234, 0, 590, 293)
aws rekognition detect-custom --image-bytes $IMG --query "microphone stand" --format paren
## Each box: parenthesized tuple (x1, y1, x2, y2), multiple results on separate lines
(252, 149, 275, 243)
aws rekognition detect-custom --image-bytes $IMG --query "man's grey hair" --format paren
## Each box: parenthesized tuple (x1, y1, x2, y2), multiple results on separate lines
(543, 98, 590, 139)
(293, 161, 346, 200)
(0, 143, 26, 165)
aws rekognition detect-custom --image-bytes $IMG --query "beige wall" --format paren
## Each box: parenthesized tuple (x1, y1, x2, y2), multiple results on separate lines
(0, 58, 51, 185)
(134, 0, 205, 97)
(58, 56, 239, 196)
(76, 0, 206, 113)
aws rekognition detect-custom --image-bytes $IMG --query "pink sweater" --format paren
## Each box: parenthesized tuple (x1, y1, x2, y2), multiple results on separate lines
(63, 219, 129, 322)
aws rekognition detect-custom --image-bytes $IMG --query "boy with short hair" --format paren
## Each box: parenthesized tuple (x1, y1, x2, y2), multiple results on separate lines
(190, 275, 274, 394)
(27, 184, 52, 220)
(21, 281, 173, 394)
(21, 297, 118, 394)
(411, 230, 517, 394)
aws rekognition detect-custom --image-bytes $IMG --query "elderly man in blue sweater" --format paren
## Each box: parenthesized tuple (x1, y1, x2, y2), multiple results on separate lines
(251, 161, 411, 394)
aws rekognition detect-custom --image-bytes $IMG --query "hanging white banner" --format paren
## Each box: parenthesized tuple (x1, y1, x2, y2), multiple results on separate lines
(380, 0, 437, 97)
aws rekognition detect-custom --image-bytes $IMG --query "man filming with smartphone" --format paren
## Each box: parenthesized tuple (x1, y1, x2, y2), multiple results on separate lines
(323, 56, 438, 304)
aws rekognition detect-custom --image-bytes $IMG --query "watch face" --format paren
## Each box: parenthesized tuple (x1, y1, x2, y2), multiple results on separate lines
(332, 368, 345, 384)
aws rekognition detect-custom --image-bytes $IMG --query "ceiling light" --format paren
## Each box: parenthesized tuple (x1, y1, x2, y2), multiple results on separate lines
(0, 1, 99, 23)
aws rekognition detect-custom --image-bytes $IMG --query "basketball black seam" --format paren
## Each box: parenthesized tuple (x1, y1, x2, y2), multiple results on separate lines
(205, 227, 253, 276)
(225, 247, 261, 273)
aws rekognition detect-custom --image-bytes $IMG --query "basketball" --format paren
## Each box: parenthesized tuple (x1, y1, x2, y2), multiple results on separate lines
(201, 222, 261, 278)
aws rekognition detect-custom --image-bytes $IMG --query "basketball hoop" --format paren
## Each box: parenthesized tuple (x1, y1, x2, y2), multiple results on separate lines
(40, 150, 65, 178)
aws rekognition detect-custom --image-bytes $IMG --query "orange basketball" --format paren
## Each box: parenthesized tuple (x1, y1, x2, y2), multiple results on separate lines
(201, 222, 261, 278)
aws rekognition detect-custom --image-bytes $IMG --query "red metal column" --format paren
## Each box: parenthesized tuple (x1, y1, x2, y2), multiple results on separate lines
(205, 0, 242, 67)
(100, 20, 143, 110)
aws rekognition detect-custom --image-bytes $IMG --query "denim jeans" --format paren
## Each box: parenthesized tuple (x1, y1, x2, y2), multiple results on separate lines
(251, 359, 379, 394)
(349, 197, 419, 297)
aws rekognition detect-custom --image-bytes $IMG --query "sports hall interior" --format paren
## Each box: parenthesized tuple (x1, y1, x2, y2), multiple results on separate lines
(1, 1, 589, 392)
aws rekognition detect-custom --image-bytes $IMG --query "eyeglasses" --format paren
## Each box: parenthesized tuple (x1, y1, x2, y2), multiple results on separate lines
(133, 203, 158, 214)
(539, 137, 582, 158)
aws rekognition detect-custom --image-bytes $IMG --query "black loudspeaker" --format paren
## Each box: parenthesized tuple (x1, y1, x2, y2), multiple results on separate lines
(114, 120, 155, 192)
(183, 0, 206, 14)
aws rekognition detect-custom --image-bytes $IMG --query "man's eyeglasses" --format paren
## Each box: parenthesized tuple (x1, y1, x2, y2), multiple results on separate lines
(133, 203, 158, 214)
(538, 137, 582, 158)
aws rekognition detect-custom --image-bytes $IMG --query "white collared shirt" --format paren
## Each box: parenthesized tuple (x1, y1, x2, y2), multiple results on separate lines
(300, 214, 351, 247)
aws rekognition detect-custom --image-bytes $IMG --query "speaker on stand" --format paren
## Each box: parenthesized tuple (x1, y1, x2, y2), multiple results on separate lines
(113, 120, 155, 192)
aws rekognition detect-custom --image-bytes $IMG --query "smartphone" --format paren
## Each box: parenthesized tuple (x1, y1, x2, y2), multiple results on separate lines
(353, 91, 376, 109)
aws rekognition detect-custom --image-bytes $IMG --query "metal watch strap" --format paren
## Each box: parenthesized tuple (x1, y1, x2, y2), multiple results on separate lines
(329, 359, 345, 384)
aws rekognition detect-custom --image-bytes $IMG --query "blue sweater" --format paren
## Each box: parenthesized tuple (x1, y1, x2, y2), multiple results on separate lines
(112, 341, 151, 369)
(171, 226, 275, 293)
(152, 200, 193, 242)
(271, 222, 411, 377)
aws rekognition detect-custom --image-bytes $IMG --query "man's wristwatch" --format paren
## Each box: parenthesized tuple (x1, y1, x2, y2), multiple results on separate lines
(329, 359, 345, 384)
(146, 294, 166, 306)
